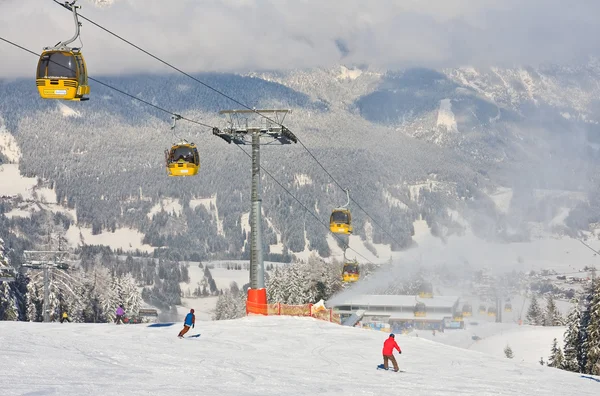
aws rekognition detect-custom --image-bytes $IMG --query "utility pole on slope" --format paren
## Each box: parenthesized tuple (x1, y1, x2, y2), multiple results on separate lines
(213, 109, 296, 314)
(21, 251, 71, 322)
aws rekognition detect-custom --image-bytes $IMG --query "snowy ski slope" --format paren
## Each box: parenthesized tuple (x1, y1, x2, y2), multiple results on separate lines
(405, 320, 567, 364)
(1, 316, 598, 395)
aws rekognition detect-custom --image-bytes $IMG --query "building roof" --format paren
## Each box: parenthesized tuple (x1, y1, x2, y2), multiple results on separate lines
(330, 294, 459, 309)
(387, 312, 452, 321)
(358, 311, 453, 321)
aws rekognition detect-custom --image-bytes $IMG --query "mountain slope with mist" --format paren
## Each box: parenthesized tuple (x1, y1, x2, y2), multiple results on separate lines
(1, 62, 599, 261)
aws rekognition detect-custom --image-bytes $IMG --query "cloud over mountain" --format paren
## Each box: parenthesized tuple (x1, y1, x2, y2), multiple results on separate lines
(1, 0, 599, 77)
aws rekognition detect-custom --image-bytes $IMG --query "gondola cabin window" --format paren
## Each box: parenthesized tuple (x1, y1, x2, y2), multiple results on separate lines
(169, 146, 196, 164)
(331, 210, 349, 224)
(343, 263, 358, 274)
(37, 52, 77, 79)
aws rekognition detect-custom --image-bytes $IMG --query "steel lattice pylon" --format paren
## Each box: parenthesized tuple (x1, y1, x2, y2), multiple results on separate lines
(214, 109, 296, 313)
(21, 250, 72, 322)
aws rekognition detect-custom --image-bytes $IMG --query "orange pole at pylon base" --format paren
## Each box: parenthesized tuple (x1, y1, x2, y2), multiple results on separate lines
(246, 288, 268, 315)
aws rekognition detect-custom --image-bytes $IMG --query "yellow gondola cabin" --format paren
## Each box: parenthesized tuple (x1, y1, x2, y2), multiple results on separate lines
(418, 282, 433, 298)
(462, 303, 473, 317)
(330, 208, 353, 234)
(342, 261, 359, 283)
(414, 302, 427, 317)
(37, 50, 89, 101)
(165, 142, 200, 176)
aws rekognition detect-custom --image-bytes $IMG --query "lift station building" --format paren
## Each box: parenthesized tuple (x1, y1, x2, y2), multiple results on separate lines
(331, 294, 463, 332)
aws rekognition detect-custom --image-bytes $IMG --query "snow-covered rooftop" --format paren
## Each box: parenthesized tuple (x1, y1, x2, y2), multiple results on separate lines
(330, 294, 459, 309)
(362, 311, 453, 321)
(387, 312, 452, 321)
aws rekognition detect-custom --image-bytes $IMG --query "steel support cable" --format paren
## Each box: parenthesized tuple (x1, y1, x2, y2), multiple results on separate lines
(233, 144, 376, 266)
(0, 36, 215, 130)
(53, 2, 406, 249)
(52, 0, 254, 115)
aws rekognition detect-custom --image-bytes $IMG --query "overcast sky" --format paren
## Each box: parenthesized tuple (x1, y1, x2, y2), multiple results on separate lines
(0, 0, 598, 77)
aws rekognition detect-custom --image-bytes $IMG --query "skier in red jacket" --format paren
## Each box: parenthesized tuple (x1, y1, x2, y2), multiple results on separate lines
(382, 333, 401, 371)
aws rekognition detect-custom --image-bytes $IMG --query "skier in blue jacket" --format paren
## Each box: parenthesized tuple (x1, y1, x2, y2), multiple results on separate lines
(178, 309, 195, 338)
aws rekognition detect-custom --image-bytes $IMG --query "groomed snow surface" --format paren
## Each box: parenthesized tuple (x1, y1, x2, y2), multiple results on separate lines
(406, 320, 567, 364)
(1, 316, 599, 395)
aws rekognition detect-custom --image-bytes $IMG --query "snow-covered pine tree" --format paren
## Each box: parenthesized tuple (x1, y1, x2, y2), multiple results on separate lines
(281, 263, 306, 305)
(548, 338, 564, 368)
(266, 266, 285, 303)
(60, 271, 86, 323)
(99, 268, 119, 323)
(47, 278, 61, 320)
(0, 243, 19, 321)
(25, 279, 42, 322)
(584, 281, 600, 374)
(301, 256, 322, 304)
(213, 289, 246, 320)
(235, 289, 247, 318)
(213, 291, 229, 320)
(544, 295, 564, 326)
(318, 257, 343, 302)
(80, 266, 113, 322)
(504, 344, 514, 359)
(120, 273, 141, 317)
(0, 281, 18, 321)
(555, 348, 565, 369)
(579, 295, 592, 372)
(563, 300, 582, 372)
(527, 294, 543, 325)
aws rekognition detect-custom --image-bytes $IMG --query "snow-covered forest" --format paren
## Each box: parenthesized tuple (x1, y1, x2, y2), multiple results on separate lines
(212, 254, 343, 320)
(0, 243, 143, 322)
(0, 226, 193, 322)
(546, 282, 600, 375)
(525, 294, 565, 326)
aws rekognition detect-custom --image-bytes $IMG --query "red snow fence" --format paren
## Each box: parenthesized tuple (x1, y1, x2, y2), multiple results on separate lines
(246, 301, 341, 324)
